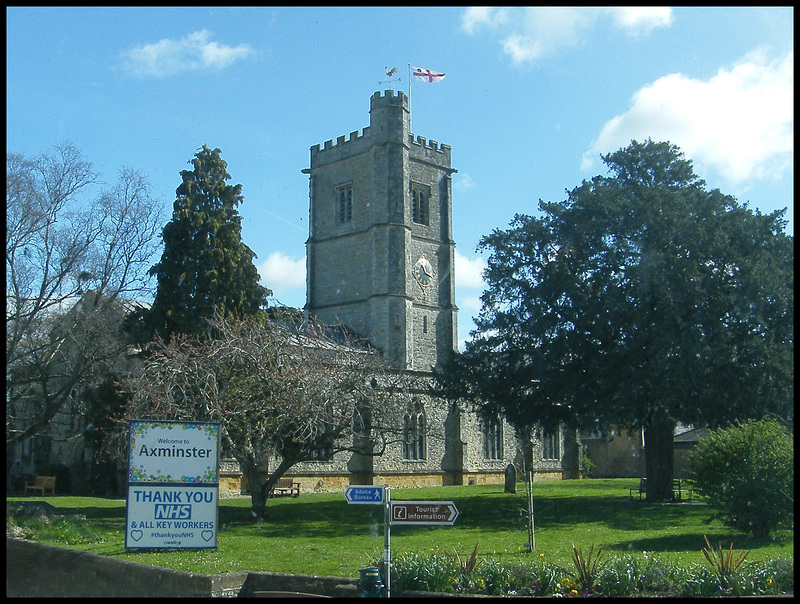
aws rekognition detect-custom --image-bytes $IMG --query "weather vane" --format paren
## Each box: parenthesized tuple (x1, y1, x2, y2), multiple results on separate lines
(379, 66, 401, 88)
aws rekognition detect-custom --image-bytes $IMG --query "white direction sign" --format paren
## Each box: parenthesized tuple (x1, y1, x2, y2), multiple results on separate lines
(345, 485, 384, 505)
(390, 501, 459, 526)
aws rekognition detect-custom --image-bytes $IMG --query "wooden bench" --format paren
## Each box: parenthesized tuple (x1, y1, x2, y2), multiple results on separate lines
(630, 478, 694, 501)
(24, 475, 56, 496)
(630, 478, 647, 500)
(270, 477, 300, 498)
(672, 479, 694, 501)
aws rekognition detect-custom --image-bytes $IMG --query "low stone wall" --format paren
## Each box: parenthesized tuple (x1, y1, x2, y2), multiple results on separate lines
(6, 538, 357, 597)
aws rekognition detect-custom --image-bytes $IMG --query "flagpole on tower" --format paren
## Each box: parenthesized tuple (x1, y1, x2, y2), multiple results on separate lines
(407, 64, 413, 134)
(406, 65, 445, 135)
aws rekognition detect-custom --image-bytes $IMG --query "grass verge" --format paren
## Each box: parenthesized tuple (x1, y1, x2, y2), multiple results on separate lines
(6, 479, 792, 584)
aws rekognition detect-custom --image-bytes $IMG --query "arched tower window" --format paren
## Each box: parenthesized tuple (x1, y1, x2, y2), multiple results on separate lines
(482, 417, 503, 460)
(337, 184, 352, 223)
(403, 401, 426, 460)
(411, 184, 429, 225)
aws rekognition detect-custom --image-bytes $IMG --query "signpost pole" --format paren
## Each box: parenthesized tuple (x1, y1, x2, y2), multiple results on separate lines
(384, 485, 391, 598)
(527, 469, 535, 551)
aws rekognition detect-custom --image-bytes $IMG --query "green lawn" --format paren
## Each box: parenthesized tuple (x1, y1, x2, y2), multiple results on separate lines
(7, 478, 793, 579)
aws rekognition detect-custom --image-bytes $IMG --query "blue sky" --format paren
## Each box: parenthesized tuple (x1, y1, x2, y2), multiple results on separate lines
(6, 7, 793, 349)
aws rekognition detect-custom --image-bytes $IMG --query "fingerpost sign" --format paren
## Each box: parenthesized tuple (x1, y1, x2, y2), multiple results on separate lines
(390, 501, 459, 526)
(344, 485, 384, 505)
(344, 487, 460, 598)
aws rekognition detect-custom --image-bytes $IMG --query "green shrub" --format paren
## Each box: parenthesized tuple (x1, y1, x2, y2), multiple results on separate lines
(678, 563, 724, 596)
(675, 558, 794, 597)
(742, 559, 794, 595)
(474, 558, 510, 595)
(388, 547, 792, 597)
(389, 550, 458, 593)
(7, 513, 104, 546)
(595, 553, 679, 596)
(581, 451, 596, 478)
(504, 558, 563, 596)
(596, 554, 642, 596)
(687, 417, 793, 539)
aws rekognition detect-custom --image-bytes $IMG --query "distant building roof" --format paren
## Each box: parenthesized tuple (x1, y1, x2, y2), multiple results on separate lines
(674, 427, 707, 444)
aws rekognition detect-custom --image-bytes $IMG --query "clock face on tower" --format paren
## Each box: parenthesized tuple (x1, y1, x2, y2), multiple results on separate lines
(413, 256, 435, 287)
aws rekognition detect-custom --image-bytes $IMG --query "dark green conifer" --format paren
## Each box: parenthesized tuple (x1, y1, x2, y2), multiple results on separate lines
(146, 145, 270, 340)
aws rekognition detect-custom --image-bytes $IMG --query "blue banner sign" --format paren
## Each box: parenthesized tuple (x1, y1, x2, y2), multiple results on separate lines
(344, 485, 384, 505)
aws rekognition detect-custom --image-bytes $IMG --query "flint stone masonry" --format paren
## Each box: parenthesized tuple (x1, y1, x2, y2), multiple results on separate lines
(218, 89, 579, 494)
(306, 89, 457, 373)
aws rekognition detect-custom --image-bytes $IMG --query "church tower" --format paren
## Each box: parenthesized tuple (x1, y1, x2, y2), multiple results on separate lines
(304, 90, 458, 371)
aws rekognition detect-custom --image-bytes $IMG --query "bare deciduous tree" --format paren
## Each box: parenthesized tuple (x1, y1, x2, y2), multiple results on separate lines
(120, 312, 415, 520)
(6, 142, 163, 448)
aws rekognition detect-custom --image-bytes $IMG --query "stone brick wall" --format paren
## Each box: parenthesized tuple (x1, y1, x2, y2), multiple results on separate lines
(6, 537, 359, 597)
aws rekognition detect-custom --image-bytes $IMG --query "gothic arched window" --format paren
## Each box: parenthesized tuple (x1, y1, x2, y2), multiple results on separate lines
(337, 184, 352, 223)
(542, 426, 560, 461)
(403, 402, 426, 460)
(482, 417, 503, 460)
(411, 184, 429, 226)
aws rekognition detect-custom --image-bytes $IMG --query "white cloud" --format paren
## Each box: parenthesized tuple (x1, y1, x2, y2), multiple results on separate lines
(456, 293, 484, 351)
(454, 173, 476, 191)
(120, 30, 254, 78)
(581, 49, 794, 186)
(461, 7, 672, 64)
(457, 294, 484, 315)
(460, 6, 510, 34)
(506, 7, 594, 63)
(258, 251, 306, 297)
(455, 250, 486, 290)
(605, 7, 674, 36)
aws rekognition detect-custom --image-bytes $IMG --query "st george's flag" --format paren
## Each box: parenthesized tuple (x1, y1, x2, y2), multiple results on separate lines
(411, 66, 445, 83)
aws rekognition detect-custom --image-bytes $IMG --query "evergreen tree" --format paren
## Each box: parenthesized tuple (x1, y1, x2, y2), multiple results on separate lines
(145, 145, 270, 340)
(437, 140, 793, 502)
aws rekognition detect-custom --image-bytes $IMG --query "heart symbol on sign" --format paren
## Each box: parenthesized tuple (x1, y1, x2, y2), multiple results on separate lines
(201, 530, 213, 542)
(130, 530, 143, 542)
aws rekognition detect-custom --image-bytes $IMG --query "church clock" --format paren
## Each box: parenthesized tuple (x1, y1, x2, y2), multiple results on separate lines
(413, 256, 435, 287)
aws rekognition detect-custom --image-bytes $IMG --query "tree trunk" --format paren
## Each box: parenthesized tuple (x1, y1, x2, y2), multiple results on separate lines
(643, 410, 675, 502)
(241, 455, 299, 522)
(238, 458, 270, 521)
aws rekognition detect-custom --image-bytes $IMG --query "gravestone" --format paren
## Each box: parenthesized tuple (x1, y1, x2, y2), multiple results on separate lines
(504, 464, 516, 494)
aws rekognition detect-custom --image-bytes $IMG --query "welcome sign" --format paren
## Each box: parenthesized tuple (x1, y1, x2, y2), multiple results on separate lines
(128, 420, 219, 483)
(126, 420, 220, 549)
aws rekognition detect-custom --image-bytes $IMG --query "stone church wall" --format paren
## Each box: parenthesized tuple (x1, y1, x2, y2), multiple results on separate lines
(227, 89, 580, 496)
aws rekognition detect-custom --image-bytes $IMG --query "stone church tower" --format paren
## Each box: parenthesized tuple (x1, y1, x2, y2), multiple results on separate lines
(304, 90, 458, 372)
(298, 89, 490, 488)
(269, 89, 580, 491)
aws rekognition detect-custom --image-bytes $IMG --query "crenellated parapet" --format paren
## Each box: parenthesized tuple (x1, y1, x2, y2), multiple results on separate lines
(310, 90, 411, 166)
(408, 134, 451, 166)
(309, 89, 451, 170)
(371, 88, 407, 105)
(310, 126, 373, 165)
